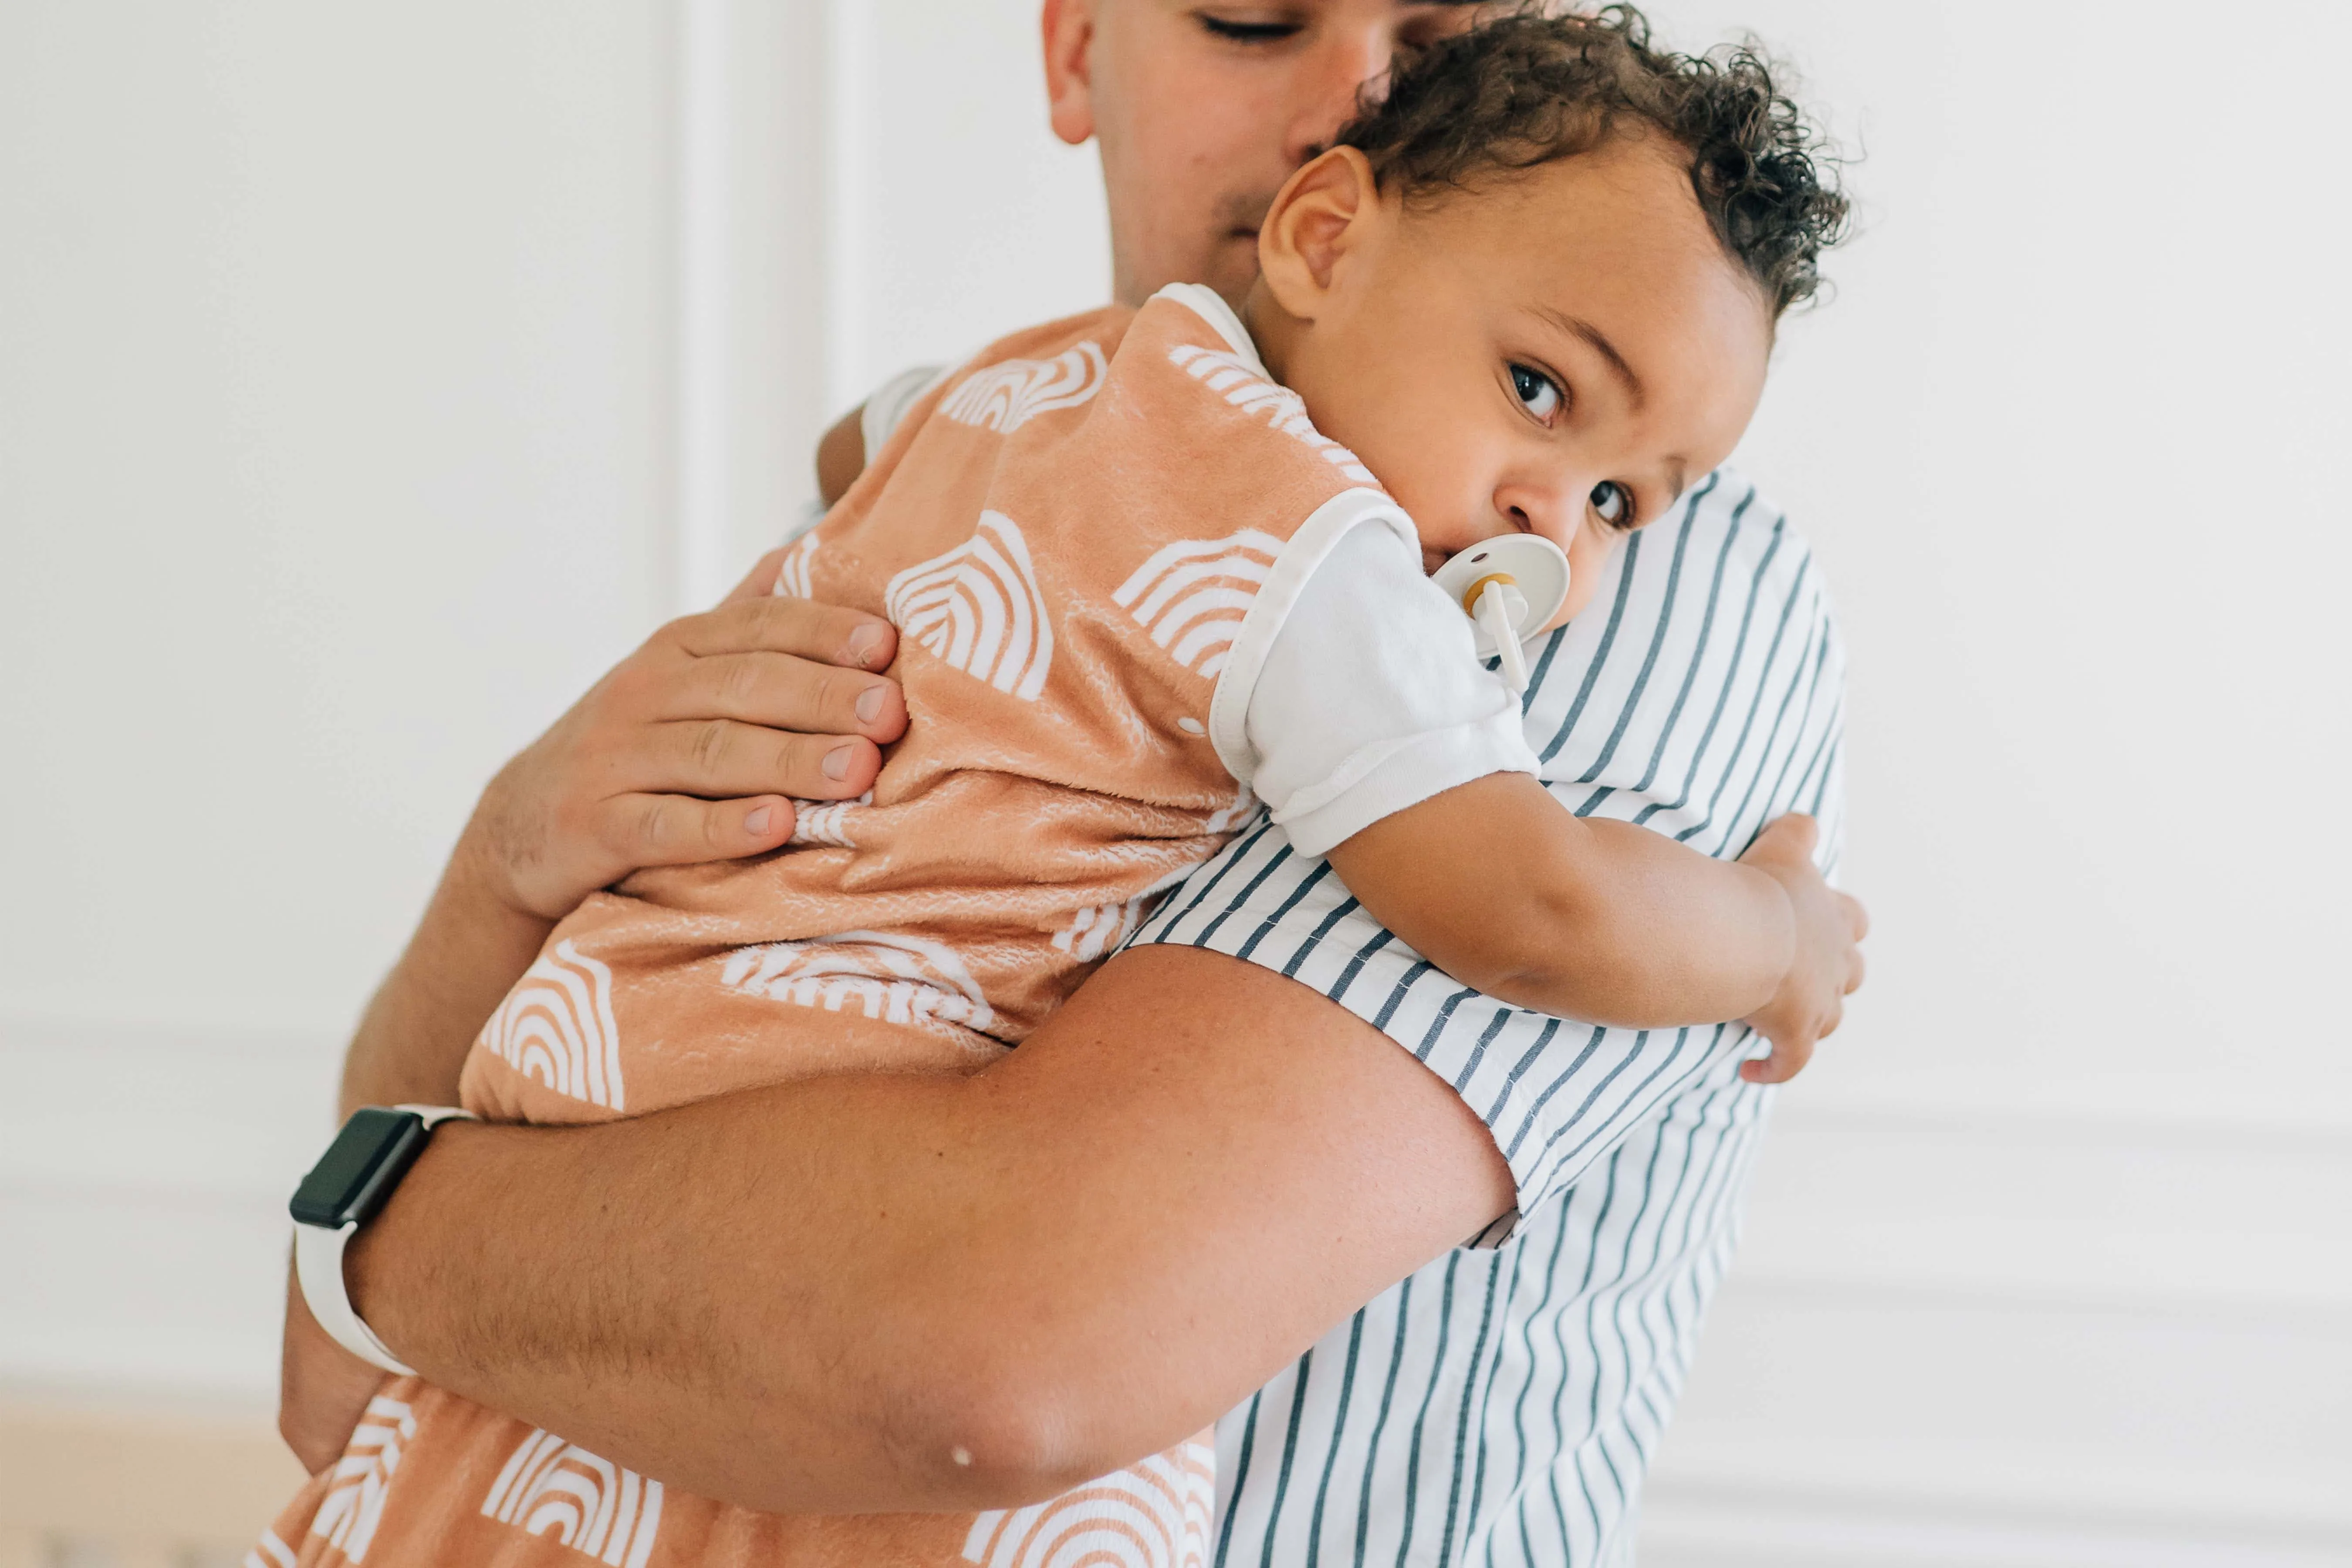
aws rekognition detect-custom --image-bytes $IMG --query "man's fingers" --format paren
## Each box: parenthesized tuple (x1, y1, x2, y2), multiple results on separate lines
(1845, 946, 1867, 995)
(670, 593, 898, 675)
(598, 792, 799, 869)
(645, 720, 883, 802)
(666, 651, 906, 742)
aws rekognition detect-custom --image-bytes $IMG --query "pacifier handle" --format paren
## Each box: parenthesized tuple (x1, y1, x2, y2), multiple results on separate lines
(1470, 579, 1532, 693)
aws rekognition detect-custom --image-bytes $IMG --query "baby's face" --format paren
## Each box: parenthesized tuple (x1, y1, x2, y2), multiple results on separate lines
(1248, 134, 1774, 629)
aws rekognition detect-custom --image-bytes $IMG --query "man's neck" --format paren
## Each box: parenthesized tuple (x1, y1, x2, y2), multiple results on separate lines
(1240, 277, 1299, 387)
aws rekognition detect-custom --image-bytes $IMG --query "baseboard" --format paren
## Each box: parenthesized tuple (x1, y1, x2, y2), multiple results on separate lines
(1639, 1482, 2352, 1568)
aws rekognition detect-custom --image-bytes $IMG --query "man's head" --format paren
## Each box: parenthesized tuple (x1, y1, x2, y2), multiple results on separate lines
(1042, 0, 1504, 307)
(1247, 9, 1848, 623)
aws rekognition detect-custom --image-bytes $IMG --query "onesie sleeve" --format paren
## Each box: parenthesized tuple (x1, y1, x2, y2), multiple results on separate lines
(1227, 514, 1542, 858)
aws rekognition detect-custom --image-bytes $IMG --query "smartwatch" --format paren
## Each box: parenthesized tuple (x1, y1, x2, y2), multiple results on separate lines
(289, 1103, 476, 1375)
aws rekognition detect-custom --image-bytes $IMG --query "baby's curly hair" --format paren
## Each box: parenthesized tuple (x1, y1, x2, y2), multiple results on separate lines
(1333, 5, 1850, 316)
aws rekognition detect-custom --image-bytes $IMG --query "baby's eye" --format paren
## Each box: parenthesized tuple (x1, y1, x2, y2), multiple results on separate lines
(1510, 364, 1562, 422)
(1591, 480, 1632, 530)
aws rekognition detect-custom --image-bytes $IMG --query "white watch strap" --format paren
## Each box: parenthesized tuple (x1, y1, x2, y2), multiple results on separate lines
(296, 1219, 415, 1375)
(293, 1103, 476, 1377)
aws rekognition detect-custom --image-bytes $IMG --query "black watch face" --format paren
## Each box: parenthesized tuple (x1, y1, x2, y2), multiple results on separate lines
(290, 1107, 431, 1229)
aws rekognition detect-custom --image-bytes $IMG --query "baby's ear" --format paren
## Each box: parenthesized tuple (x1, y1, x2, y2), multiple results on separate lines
(1258, 147, 1383, 316)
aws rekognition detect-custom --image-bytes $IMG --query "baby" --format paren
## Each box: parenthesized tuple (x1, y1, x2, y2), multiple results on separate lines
(272, 11, 1852, 1565)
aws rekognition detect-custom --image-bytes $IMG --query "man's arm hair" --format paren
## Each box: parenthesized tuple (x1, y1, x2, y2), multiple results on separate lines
(341, 944, 1515, 1514)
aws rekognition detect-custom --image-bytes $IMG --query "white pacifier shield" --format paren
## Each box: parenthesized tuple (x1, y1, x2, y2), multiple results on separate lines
(1431, 533, 1572, 657)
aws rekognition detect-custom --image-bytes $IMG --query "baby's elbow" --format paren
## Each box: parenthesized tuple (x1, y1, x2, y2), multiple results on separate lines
(1428, 875, 1622, 1018)
(1447, 918, 1577, 1014)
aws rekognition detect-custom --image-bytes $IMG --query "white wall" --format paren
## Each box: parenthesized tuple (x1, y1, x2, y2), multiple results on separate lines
(1, 0, 677, 1399)
(1625, 5, 2352, 1560)
(3, 0, 2345, 1560)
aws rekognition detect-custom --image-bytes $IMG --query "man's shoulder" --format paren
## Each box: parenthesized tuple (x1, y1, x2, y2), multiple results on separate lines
(1670, 466, 1828, 594)
(1531, 464, 1842, 723)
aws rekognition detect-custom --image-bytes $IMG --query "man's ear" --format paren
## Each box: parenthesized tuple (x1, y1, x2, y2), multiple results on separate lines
(1041, 0, 1096, 146)
(1257, 147, 1383, 321)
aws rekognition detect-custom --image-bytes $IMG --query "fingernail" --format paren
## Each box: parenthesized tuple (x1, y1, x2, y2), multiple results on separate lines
(855, 684, 887, 725)
(847, 625, 888, 669)
(822, 744, 854, 781)
(745, 805, 775, 836)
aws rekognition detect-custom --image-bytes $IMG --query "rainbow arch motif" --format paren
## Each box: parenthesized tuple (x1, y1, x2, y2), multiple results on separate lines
(940, 341, 1108, 433)
(308, 1396, 415, 1563)
(774, 530, 821, 598)
(721, 929, 997, 1036)
(885, 511, 1054, 701)
(481, 939, 627, 1112)
(1112, 529, 1284, 680)
(481, 1429, 665, 1568)
(962, 1441, 1216, 1568)
(1167, 343, 1380, 486)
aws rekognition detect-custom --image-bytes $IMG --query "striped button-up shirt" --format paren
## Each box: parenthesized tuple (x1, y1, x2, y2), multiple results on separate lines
(1127, 468, 1847, 1567)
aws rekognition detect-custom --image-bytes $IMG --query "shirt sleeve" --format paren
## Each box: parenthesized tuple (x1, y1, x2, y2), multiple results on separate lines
(1126, 472, 1844, 1229)
(1236, 517, 1541, 858)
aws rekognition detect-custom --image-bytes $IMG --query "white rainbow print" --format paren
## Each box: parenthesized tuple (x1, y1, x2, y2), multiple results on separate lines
(481, 939, 627, 1112)
(1167, 343, 1380, 487)
(308, 1396, 415, 1563)
(940, 341, 1108, 433)
(788, 788, 872, 849)
(243, 1527, 297, 1568)
(885, 510, 1054, 700)
(477, 1429, 663, 1561)
(481, 1428, 665, 1567)
(1204, 784, 1263, 835)
(773, 530, 821, 598)
(962, 1441, 1216, 1568)
(722, 929, 997, 1034)
(1052, 896, 1152, 964)
(1112, 529, 1283, 680)
(1051, 855, 1220, 963)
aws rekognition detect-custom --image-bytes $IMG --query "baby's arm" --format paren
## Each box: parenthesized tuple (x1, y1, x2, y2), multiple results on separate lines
(1240, 518, 1858, 1075)
(1326, 779, 1854, 1063)
(816, 405, 866, 506)
(815, 365, 952, 507)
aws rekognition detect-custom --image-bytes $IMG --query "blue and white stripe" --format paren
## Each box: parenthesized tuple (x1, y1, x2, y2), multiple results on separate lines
(1127, 468, 1846, 1566)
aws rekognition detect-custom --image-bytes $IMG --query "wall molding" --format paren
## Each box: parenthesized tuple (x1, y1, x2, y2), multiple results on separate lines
(667, 0, 833, 614)
(1639, 1480, 2352, 1568)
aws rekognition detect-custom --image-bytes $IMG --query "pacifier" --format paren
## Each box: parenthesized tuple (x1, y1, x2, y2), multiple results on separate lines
(1429, 534, 1572, 693)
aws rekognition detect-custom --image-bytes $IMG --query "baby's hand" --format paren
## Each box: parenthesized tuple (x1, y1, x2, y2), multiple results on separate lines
(1736, 815, 1868, 1084)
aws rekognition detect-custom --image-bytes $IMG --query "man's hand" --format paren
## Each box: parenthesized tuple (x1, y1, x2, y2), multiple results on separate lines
(278, 1269, 385, 1475)
(1737, 814, 1869, 1084)
(470, 551, 909, 921)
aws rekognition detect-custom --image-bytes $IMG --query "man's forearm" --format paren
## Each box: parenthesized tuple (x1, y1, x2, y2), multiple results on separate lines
(338, 832, 553, 1115)
(342, 945, 1514, 1516)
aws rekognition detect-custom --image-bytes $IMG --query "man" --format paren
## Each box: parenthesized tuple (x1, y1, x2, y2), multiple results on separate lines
(279, 2, 1864, 1561)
